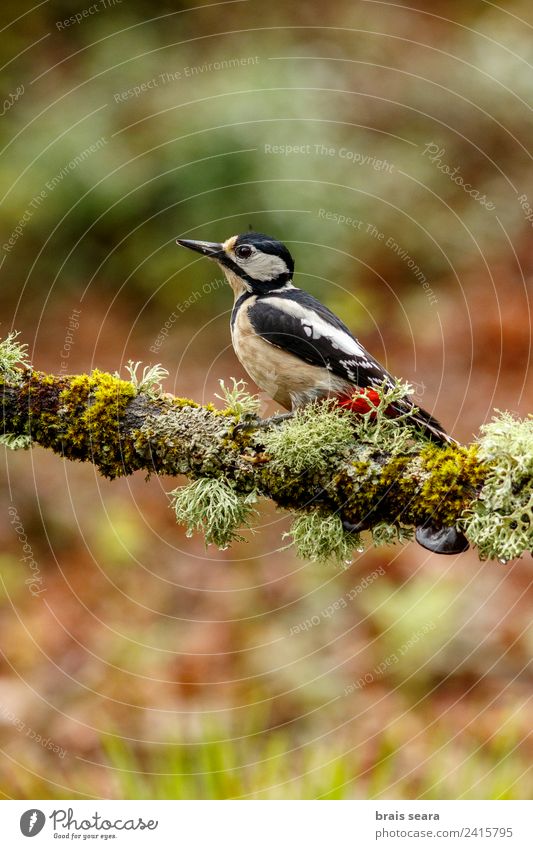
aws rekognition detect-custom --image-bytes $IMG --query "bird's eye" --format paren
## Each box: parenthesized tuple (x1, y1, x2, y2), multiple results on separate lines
(235, 244, 252, 259)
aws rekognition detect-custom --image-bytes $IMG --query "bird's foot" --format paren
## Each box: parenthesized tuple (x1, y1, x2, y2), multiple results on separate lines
(257, 412, 294, 428)
(233, 411, 294, 435)
(233, 413, 293, 434)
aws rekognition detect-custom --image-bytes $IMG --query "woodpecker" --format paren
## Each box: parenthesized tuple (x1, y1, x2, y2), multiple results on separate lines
(177, 231, 469, 555)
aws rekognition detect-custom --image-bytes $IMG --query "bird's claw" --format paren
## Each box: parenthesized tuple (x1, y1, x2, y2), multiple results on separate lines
(232, 417, 259, 436)
(233, 412, 294, 435)
(257, 412, 294, 428)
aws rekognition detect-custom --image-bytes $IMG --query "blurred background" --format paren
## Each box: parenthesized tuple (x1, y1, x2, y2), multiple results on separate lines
(0, 0, 532, 799)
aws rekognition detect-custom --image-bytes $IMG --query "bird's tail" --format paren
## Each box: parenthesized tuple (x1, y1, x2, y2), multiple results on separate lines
(390, 398, 457, 446)
(337, 389, 456, 445)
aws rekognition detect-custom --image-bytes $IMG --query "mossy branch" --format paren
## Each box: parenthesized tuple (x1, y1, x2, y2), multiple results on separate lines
(0, 334, 531, 563)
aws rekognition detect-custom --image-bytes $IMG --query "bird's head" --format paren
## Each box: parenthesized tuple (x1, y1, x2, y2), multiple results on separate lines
(176, 232, 295, 295)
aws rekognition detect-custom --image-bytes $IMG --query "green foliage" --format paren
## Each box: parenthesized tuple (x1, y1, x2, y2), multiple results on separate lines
(3, 6, 531, 315)
(286, 512, 362, 566)
(463, 412, 533, 561)
(170, 478, 258, 548)
(100, 728, 358, 800)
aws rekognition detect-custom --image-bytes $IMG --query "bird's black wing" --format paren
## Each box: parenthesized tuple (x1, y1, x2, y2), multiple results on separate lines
(248, 288, 451, 443)
(248, 288, 395, 389)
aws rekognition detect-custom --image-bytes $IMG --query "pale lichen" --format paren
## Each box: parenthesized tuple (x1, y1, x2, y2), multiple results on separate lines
(0, 331, 33, 448)
(0, 331, 30, 385)
(462, 412, 533, 561)
(215, 378, 261, 418)
(348, 379, 420, 452)
(0, 432, 32, 451)
(261, 401, 354, 476)
(169, 478, 258, 548)
(371, 521, 413, 547)
(121, 361, 169, 398)
(285, 512, 362, 566)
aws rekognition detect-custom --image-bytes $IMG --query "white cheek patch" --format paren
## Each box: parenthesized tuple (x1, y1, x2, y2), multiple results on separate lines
(243, 252, 289, 281)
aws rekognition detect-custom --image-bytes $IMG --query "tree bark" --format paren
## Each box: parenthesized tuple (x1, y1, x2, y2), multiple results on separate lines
(0, 368, 485, 533)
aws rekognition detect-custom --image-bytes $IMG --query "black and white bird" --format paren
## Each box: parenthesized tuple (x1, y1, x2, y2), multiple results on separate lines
(177, 231, 468, 555)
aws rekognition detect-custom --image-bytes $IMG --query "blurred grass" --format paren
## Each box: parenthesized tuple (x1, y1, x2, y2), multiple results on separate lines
(99, 728, 533, 800)
(2, 723, 531, 800)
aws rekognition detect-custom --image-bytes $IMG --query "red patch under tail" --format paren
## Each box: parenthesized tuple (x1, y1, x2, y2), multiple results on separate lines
(335, 388, 398, 417)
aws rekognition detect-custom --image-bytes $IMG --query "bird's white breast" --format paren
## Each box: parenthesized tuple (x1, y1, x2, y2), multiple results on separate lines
(231, 296, 350, 409)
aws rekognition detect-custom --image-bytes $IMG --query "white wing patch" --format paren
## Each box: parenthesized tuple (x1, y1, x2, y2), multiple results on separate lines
(264, 296, 370, 360)
(339, 357, 392, 386)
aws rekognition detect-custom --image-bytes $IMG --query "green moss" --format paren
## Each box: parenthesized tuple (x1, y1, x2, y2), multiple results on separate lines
(331, 443, 486, 534)
(417, 443, 485, 526)
(376, 454, 414, 520)
(25, 369, 137, 478)
(172, 397, 200, 408)
(353, 444, 485, 529)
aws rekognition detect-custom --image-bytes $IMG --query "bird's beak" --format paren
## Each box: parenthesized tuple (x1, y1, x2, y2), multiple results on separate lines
(176, 238, 224, 259)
